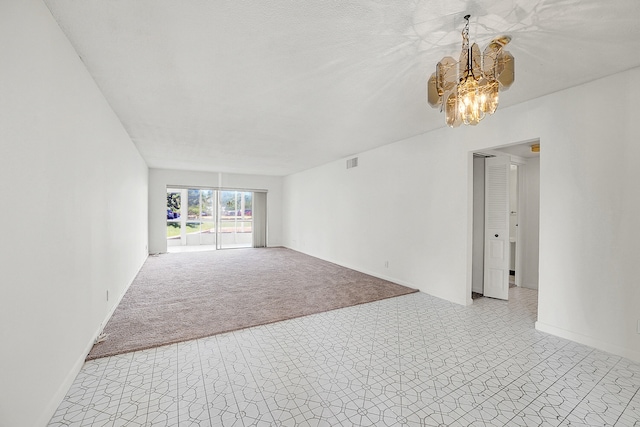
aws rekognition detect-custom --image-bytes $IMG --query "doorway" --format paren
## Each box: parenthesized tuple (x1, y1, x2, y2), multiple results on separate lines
(471, 141, 540, 300)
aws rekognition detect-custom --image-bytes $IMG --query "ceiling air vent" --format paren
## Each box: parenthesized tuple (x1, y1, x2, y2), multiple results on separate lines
(346, 157, 358, 169)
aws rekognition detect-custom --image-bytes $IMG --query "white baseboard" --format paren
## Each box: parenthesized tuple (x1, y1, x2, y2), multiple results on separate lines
(38, 336, 94, 427)
(535, 321, 640, 363)
(282, 246, 471, 306)
(286, 246, 418, 289)
(93, 255, 148, 347)
(41, 254, 148, 426)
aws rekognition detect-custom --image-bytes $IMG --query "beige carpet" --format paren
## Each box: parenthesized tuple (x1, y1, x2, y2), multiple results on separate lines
(87, 247, 417, 360)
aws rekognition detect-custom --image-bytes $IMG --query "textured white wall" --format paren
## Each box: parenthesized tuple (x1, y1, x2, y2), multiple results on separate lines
(0, 1, 148, 425)
(283, 67, 640, 362)
(148, 169, 283, 254)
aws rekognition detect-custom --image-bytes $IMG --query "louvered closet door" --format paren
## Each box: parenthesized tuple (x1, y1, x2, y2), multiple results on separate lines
(483, 156, 510, 300)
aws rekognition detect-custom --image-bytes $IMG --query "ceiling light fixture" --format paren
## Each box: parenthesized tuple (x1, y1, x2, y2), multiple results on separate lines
(427, 15, 515, 127)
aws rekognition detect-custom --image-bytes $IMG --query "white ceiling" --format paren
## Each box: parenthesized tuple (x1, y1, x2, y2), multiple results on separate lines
(44, 0, 640, 176)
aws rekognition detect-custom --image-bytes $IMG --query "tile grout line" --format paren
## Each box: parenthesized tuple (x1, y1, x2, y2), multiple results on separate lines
(195, 339, 214, 426)
(215, 335, 246, 427)
(502, 346, 599, 426)
(560, 355, 629, 426)
(236, 328, 280, 425)
(111, 352, 135, 427)
(444, 329, 575, 424)
(141, 347, 158, 426)
(612, 385, 640, 426)
(174, 343, 180, 426)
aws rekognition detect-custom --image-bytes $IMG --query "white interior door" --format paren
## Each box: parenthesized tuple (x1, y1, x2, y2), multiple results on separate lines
(484, 155, 510, 300)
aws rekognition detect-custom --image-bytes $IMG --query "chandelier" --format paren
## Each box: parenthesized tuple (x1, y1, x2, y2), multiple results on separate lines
(427, 15, 514, 127)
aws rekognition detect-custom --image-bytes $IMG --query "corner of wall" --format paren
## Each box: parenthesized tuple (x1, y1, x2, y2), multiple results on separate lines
(536, 321, 640, 363)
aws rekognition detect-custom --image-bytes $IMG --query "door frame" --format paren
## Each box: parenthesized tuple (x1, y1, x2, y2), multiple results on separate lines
(466, 138, 540, 304)
(512, 158, 527, 288)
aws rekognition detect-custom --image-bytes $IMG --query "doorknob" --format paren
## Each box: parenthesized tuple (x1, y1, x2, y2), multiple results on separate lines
(495, 234, 499, 237)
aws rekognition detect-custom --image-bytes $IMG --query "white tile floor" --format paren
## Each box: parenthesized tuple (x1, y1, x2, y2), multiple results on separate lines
(49, 287, 640, 426)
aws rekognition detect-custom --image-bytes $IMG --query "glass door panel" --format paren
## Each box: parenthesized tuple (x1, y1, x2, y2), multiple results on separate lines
(218, 190, 253, 249)
(166, 188, 183, 247)
(200, 189, 216, 246)
(167, 187, 217, 249)
(185, 189, 202, 245)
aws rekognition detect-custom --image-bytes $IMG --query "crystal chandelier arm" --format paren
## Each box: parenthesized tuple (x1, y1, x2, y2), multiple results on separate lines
(427, 73, 441, 107)
(482, 36, 512, 80)
(496, 51, 515, 89)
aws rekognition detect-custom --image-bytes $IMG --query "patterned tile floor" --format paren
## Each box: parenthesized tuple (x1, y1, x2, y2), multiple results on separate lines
(49, 287, 640, 426)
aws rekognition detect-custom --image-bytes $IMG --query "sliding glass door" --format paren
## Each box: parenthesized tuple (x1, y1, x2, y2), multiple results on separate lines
(166, 187, 258, 251)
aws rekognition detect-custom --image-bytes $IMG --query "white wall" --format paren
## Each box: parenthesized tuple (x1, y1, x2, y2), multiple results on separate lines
(521, 157, 540, 289)
(149, 169, 283, 254)
(283, 67, 640, 362)
(284, 139, 471, 305)
(0, 1, 148, 426)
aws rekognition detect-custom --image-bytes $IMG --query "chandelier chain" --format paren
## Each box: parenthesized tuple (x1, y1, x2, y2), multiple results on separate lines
(462, 15, 470, 56)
